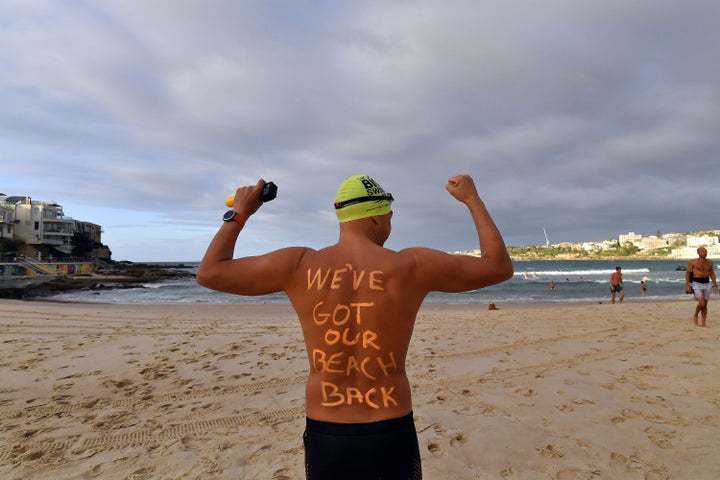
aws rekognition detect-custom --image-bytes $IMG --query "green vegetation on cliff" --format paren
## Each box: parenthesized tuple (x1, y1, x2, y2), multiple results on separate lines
(507, 244, 674, 260)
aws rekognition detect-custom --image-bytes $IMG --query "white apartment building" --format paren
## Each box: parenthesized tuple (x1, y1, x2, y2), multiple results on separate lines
(686, 235, 719, 248)
(638, 236, 670, 251)
(671, 234, 720, 259)
(2, 196, 76, 254)
(619, 232, 642, 245)
(0, 196, 15, 239)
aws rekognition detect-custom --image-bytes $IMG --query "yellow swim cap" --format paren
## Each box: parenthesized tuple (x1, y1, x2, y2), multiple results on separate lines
(334, 175, 394, 223)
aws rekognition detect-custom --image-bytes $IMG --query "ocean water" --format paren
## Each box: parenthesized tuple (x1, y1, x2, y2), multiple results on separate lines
(46, 259, 700, 305)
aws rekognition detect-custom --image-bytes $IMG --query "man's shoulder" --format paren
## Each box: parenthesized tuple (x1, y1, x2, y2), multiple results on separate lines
(277, 246, 316, 256)
(396, 246, 457, 264)
(272, 246, 316, 266)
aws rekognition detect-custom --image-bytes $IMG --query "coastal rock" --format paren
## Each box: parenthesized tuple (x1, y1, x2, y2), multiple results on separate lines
(1, 263, 194, 300)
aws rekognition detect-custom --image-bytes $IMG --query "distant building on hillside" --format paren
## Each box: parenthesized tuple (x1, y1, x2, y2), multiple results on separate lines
(687, 235, 719, 248)
(671, 234, 720, 259)
(637, 236, 669, 251)
(619, 232, 642, 245)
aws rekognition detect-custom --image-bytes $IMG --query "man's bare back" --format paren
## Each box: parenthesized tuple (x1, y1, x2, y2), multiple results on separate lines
(287, 245, 420, 422)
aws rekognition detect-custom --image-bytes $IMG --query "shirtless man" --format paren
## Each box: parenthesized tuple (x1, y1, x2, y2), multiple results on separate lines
(197, 174, 513, 479)
(610, 266, 624, 304)
(685, 246, 719, 327)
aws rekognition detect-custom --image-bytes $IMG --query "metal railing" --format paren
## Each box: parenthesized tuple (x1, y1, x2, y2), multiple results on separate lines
(0, 274, 56, 289)
(15, 257, 65, 276)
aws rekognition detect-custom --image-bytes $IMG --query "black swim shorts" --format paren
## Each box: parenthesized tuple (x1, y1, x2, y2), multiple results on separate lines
(304, 412, 422, 480)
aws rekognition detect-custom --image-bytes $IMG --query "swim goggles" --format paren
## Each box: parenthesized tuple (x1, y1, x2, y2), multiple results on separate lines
(334, 193, 394, 209)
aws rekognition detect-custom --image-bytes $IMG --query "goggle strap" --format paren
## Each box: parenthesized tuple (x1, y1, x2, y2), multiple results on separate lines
(334, 194, 393, 209)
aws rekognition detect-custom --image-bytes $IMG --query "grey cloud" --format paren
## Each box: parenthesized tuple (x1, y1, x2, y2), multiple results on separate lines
(1, 1, 719, 260)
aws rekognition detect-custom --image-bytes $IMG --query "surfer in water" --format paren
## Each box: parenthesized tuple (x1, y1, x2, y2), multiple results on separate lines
(197, 174, 513, 479)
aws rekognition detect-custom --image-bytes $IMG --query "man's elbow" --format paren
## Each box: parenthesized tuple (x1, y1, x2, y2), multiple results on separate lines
(195, 265, 216, 289)
(497, 258, 514, 282)
(485, 254, 513, 284)
(502, 263, 514, 281)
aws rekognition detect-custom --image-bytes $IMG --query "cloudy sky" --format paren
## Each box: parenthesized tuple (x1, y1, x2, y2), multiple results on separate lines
(2, 1, 718, 262)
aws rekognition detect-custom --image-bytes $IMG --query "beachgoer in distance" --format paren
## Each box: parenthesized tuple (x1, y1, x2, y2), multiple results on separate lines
(196, 174, 514, 479)
(610, 266, 624, 304)
(641, 281, 647, 297)
(685, 246, 718, 327)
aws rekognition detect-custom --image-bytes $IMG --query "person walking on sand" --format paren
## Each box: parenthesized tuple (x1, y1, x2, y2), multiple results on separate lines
(685, 246, 718, 327)
(197, 174, 513, 479)
(610, 266, 624, 304)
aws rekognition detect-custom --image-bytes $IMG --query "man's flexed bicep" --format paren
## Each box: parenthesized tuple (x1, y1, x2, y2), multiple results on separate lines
(406, 247, 511, 294)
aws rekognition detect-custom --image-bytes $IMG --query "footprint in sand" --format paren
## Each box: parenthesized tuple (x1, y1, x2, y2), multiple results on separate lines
(514, 387, 537, 397)
(53, 383, 75, 391)
(499, 465, 515, 478)
(88, 463, 104, 478)
(127, 466, 155, 479)
(644, 425, 675, 449)
(556, 467, 600, 480)
(427, 442, 441, 453)
(424, 422, 470, 452)
(535, 444, 564, 458)
(702, 415, 720, 427)
(611, 452, 669, 479)
(620, 408, 641, 419)
(271, 470, 293, 480)
(449, 432, 468, 446)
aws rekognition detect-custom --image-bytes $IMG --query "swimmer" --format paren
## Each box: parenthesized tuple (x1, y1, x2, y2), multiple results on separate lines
(197, 174, 513, 478)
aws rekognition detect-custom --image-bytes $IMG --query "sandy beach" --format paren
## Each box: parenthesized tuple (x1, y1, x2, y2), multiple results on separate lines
(1, 298, 718, 479)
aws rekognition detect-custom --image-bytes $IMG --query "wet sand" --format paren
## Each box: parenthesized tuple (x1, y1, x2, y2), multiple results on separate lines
(1, 299, 718, 479)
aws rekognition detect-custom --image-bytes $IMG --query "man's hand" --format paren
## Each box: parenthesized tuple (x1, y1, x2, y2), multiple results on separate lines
(445, 174, 480, 204)
(231, 179, 267, 218)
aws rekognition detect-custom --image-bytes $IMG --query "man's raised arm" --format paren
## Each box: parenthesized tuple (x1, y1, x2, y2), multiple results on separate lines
(411, 174, 513, 293)
(196, 179, 302, 295)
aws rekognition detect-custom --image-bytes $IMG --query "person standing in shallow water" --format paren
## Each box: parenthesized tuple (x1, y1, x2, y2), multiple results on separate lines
(685, 246, 718, 327)
(197, 174, 513, 479)
(610, 266, 624, 304)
